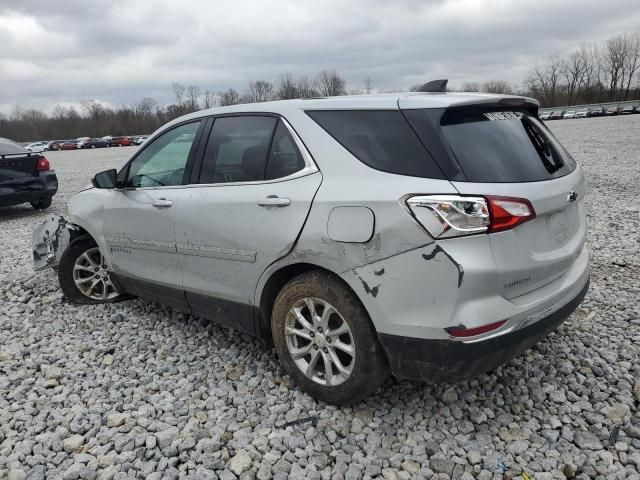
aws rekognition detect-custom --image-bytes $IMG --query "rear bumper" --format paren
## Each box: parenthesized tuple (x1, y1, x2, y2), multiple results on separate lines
(0, 171, 58, 207)
(378, 276, 589, 382)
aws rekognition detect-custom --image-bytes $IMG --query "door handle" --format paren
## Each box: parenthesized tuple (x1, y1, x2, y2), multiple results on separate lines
(258, 195, 291, 207)
(152, 198, 173, 208)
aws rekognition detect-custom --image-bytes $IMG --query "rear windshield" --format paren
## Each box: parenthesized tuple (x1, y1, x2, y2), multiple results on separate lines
(438, 108, 576, 182)
(306, 110, 445, 179)
(0, 137, 28, 156)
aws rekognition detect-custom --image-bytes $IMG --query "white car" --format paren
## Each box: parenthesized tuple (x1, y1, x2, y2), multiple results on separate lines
(563, 111, 576, 119)
(539, 112, 551, 121)
(575, 110, 589, 118)
(25, 142, 48, 153)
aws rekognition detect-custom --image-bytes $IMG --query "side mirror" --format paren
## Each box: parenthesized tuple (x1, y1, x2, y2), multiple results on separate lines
(92, 169, 118, 189)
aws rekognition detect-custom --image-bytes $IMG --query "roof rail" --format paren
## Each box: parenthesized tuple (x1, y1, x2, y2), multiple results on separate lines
(416, 79, 448, 93)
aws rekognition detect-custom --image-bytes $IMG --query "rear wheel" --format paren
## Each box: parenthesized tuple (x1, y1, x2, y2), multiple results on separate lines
(58, 238, 124, 304)
(271, 271, 389, 404)
(30, 196, 52, 210)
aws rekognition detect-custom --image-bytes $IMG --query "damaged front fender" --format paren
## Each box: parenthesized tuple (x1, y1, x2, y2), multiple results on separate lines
(32, 214, 78, 271)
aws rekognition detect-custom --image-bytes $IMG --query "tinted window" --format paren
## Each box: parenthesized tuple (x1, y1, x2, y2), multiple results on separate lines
(438, 108, 576, 183)
(307, 110, 445, 179)
(126, 121, 200, 187)
(200, 116, 277, 184)
(265, 121, 305, 180)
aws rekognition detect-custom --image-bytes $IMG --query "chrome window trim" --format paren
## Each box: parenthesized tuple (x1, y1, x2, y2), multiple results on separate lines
(118, 114, 320, 191)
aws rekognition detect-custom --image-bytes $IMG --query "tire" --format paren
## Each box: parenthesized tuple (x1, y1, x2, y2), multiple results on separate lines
(30, 196, 52, 210)
(58, 238, 124, 304)
(271, 271, 389, 404)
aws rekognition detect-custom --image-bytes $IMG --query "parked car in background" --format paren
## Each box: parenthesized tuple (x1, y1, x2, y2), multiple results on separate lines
(112, 136, 134, 147)
(25, 142, 49, 153)
(621, 105, 636, 115)
(563, 110, 576, 119)
(549, 111, 564, 120)
(539, 112, 551, 121)
(575, 109, 589, 118)
(32, 90, 589, 403)
(605, 107, 621, 116)
(0, 137, 57, 209)
(48, 140, 67, 151)
(588, 107, 605, 117)
(133, 135, 148, 145)
(83, 138, 109, 149)
(60, 140, 81, 150)
(100, 136, 113, 146)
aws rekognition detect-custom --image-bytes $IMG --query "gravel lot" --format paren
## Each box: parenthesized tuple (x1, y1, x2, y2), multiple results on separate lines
(1, 116, 639, 480)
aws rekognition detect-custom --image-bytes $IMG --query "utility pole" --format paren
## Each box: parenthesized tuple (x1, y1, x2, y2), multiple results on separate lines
(364, 78, 373, 94)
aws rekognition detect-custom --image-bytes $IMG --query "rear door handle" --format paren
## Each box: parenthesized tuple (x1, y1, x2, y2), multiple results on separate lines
(152, 198, 173, 208)
(258, 195, 291, 207)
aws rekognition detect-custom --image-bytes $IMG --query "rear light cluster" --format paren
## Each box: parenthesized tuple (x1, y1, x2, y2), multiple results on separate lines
(406, 194, 535, 239)
(36, 157, 50, 172)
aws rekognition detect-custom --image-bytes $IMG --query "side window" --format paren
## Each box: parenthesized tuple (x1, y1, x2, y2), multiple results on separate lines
(307, 110, 445, 179)
(199, 116, 277, 184)
(265, 121, 306, 180)
(126, 121, 201, 187)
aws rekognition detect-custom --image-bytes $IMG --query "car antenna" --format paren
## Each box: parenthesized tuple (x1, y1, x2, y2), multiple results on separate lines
(416, 79, 448, 93)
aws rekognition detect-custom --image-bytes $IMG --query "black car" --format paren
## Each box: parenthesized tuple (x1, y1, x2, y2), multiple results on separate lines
(588, 107, 605, 117)
(82, 138, 109, 148)
(0, 137, 58, 209)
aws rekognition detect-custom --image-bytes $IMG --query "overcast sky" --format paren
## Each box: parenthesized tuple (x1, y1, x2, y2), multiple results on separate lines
(1, 0, 639, 114)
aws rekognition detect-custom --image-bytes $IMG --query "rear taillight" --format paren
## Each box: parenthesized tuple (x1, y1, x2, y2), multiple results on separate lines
(445, 320, 507, 338)
(406, 195, 535, 238)
(486, 196, 535, 232)
(36, 157, 50, 172)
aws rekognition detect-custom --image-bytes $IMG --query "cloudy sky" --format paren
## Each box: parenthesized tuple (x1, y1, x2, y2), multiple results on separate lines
(1, 0, 638, 114)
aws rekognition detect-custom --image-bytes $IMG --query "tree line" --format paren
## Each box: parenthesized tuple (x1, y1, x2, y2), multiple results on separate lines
(2, 33, 639, 142)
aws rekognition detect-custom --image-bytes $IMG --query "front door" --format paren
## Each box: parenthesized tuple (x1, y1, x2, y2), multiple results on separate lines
(103, 120, 203, 308)
(173, 116, 322, 333)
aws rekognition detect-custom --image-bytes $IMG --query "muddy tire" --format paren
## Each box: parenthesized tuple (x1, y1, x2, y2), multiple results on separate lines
(58, 237, 125, 304)
(271, 271, 389, 404)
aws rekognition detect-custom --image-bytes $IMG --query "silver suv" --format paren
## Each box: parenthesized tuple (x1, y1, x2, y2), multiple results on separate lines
(33, 89, 589, 404)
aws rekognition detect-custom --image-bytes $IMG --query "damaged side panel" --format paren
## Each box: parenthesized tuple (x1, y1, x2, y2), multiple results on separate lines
(341, 235, 499, 340)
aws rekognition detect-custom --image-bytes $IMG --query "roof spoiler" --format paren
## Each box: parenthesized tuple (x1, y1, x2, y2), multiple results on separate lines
(416, 79, 448, 93)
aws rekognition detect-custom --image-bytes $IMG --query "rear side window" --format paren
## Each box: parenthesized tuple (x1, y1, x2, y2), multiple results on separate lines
(200, 116, 277, 184)
(0, 137, 28, 155)
(307, 110, 445, 179)
(437, 108, 576, 183)
(265, 121, 305, 180)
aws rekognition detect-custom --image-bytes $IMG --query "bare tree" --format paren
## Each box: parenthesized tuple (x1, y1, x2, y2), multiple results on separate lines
(218, 88, 241, 106)
(186, 85, 201, 111)
(622, 33, 640, 100)
(526, 55, 562, 105)
(481, 80, 514, 94)
(461, 81, 481, 92)
(245, 80, 274, 103)
(172, 82, 186, 107)
(202, 89, 216, 109)
(561, 50, 589, 105)
(276, 73, 298, 100)
(296, 76, 318, 98)
(315, 70, 346, 97)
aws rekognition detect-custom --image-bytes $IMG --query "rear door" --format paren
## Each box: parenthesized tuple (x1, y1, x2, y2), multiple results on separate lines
(173, 115, 321, 334)
(402, 102, 587, 299)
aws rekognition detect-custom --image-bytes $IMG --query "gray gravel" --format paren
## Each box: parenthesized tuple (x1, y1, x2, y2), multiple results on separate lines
(1, 116, 639, 479)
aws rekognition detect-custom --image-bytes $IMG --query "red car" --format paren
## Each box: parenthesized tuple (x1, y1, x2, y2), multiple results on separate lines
(111, 136, 134, 147)
(60, 141, 81, 150)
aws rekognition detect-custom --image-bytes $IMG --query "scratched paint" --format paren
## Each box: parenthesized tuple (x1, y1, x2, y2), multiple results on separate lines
(422, 244, 465, 288)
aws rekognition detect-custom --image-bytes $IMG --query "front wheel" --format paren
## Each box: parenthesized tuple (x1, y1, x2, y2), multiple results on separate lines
(271, 271, 389, 404)
(58, 238, 124, 304)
